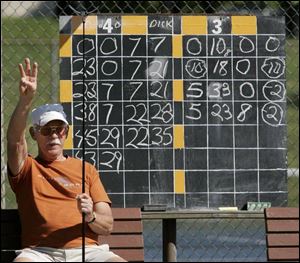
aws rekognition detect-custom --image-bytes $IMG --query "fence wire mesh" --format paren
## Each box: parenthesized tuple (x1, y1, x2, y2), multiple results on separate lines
(1, 1, 299, 262)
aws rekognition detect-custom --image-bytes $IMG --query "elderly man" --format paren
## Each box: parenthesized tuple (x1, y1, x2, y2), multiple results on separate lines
(6, 58, 126, 262)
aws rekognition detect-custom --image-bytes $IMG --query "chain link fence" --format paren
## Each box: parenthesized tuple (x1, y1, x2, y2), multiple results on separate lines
(1, 1, 299, 261)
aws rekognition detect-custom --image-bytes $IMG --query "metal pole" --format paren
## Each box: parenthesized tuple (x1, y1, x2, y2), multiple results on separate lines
(163, 219, 177, 262)
(81, 12, 86, 263)
(51, 39, 58, 103)
(1, 1, 6, 209)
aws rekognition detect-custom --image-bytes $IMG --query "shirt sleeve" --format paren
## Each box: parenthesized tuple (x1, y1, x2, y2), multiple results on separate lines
(88, 163, 111, 205)
(7, 155, 32, 192)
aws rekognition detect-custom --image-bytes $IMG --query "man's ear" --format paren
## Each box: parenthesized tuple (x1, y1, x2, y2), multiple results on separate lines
(29, 127, 37, 140)
(65, 126, 69, 138)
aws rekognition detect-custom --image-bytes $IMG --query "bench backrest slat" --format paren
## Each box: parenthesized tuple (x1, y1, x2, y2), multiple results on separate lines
(112, 221, 143, 233)
(265, 208, 299, 218)
(264, 207, 299, 262)
(266, 219, 299, 232)
(112, 208, 142, 219)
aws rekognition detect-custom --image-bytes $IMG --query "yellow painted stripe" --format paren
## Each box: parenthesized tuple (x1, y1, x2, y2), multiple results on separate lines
(174, 170, 185, 194)
(173, 80, 183, 101)
(174, 125, 184, 149)
(85, 16, 97, 35)
(122, 16, 147, 35)
(59, 34, 72, 57)
(72, 16, 97, 35)
(182, 16, 207, 35)
(231, 16, 257, 35)
(60, 80, 72, 102)
(64, 125, 73, 149)
(172, 35, 182, 58)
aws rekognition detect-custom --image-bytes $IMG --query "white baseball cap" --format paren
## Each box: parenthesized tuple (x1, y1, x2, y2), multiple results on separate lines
(31, 104, 69, 126)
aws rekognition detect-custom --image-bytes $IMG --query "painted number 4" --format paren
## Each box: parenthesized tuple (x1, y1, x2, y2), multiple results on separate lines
(103, 18, 113, 33)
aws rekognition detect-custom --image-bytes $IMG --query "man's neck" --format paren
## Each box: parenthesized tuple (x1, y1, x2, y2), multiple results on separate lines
(37, 154, 66, 163)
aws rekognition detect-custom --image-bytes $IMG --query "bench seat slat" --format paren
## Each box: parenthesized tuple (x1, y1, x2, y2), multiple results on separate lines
(1, 250, 17, 262)
(267, 233, 299, 247)
(99, 235, 144, 248)
(1, 235, 21, 249)
(111, 249, 144, 262)
(1, 248, 145, 262)
(268, 247, 299, 261)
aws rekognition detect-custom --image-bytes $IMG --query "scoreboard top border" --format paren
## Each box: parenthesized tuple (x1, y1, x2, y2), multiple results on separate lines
(58, 14, 285, 17)
(59, 15, 285, 35)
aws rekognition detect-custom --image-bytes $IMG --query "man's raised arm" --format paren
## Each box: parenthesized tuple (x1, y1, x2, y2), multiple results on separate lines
(7, 58, 38, 176)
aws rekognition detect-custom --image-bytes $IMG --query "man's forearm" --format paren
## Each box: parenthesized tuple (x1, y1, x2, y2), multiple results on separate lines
(7, 99, 33, 175)
(87, 213, 114, 235)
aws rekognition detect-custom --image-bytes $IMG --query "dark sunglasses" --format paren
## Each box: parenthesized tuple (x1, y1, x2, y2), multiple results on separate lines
(35, 125, 68, 136)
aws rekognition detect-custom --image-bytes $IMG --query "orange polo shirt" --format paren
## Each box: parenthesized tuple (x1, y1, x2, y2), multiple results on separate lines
(8, 155, 111, 248)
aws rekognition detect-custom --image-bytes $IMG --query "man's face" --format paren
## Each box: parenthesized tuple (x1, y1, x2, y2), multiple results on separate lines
(33, 120, 68, 161)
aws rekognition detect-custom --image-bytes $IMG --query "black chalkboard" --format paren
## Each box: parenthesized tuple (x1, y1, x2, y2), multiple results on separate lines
(59, 15, 287, 209)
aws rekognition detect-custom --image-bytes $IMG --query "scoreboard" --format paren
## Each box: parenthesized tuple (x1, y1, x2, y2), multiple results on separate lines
(59, 15, 287, 209)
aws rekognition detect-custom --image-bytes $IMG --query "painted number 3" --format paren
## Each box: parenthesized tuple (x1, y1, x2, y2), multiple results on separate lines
(212, 19, 222, 34)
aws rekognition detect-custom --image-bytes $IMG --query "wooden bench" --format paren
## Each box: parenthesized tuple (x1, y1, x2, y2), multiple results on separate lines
(264, 207, 299, 262)
(1, 208, 144, 262)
